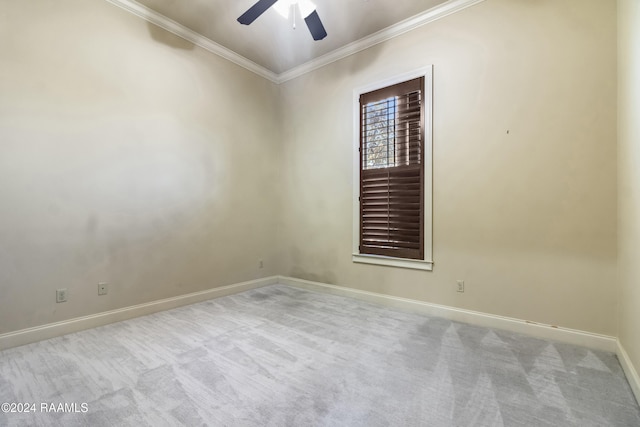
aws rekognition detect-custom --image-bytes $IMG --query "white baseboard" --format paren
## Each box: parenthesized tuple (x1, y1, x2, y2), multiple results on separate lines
(278, 276, 617, 353)
(0, 276, 278, 351)
(617, 340, 640, 405)
(1, 274, 622, 359)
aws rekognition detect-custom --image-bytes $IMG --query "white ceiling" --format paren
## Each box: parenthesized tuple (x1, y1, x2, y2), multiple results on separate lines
(118, 0, 455, 75)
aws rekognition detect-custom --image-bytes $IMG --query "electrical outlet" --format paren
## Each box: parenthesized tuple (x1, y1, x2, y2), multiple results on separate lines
(56, 288, 68, 303)
(98, 282, 108, 296)
(457, 280, 465, 293)
(259, 259, 264, 269)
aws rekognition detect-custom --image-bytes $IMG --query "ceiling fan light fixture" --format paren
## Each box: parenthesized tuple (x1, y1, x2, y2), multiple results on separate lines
(298, 0, 317, 18)
(272, 0, 317, 20)
(273, 0, 291, 19)
(238, 0, 326, 40)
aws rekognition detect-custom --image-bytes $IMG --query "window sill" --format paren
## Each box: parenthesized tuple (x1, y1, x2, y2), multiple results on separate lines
(352, 253, 433, 271)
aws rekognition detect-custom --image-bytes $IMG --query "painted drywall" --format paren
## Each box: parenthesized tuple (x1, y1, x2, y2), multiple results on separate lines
(279, 0, 618, 335)
(0, 0, 281, 334)
(0, 0, 620, 342)
(618, 0, 640, 379)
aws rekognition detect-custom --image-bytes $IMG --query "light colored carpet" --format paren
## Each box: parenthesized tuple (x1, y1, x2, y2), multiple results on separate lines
(0, 284, 638, 426)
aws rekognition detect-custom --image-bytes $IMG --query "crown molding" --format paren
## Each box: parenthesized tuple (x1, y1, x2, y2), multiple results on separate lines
(104, 0, 280, 83)
(105, 0, 485, 85)
(276, 0, 485, 83)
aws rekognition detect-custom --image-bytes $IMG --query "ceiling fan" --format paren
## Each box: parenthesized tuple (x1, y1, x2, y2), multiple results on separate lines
(238, 0, 327, 41)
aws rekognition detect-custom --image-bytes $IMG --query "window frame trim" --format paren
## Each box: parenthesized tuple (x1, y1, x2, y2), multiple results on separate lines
(352, 66, 434, 271)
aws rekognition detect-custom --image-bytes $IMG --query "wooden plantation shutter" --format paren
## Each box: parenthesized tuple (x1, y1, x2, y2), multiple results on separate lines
(359, 77, 424, 260)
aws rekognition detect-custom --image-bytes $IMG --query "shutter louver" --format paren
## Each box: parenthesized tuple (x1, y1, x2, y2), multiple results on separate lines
(359, 77, 424, 260)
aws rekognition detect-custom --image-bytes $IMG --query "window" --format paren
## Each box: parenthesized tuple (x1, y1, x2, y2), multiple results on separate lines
(352, 68, 433, 271)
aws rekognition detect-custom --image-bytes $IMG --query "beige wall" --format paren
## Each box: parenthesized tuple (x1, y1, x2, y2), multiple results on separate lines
(0, 0, 622, 341)
(618, 0, 640, 374)
(0, 0, 281, 334)
(279, 0, 618, 335)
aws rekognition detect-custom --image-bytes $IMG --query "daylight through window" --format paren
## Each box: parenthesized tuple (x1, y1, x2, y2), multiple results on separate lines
(359, 77, 425, 260)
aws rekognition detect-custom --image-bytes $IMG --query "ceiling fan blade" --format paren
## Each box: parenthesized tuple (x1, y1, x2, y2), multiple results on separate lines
(238, 0, 279, 25)
(304, 10, 327, 40)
